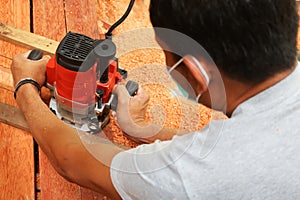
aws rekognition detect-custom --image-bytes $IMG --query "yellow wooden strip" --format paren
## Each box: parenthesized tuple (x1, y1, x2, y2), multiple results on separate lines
(0, 65, 14, 90)
(0, 22, 58, 56)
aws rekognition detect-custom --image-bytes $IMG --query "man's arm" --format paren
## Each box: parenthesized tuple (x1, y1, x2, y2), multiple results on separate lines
(11, 52, 122, 199)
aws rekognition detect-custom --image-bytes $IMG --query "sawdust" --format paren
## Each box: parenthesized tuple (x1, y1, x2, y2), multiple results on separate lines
(98, 0, 227, 147)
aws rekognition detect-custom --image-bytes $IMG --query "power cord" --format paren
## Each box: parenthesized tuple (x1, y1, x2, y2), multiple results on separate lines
(105, 0, 135, 38)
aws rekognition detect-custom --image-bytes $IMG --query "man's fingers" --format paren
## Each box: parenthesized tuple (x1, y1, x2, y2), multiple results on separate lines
(114, 83, 150, 106)
(114, 84, 131, 100)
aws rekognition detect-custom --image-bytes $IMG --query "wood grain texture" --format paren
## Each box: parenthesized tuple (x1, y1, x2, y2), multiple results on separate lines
(0, 0, 35, 199)
(64, 0, 100, 38)
(0, 22, 58, 56)
(39, 150, 83, 200)
(0, 88, 34, 199)
(0, 102, 29, 132)
(0, 0, 31, 58)
(32, 0, 66, 42)
(64, 1, 106, 198)
(32, 1, 83, 199)
(0, 0, 226, 199)
(0, 1, 31, 90)
(32, 0, 105, 199)
(0, 122, 34, 200)
(0, 65, 14, 91)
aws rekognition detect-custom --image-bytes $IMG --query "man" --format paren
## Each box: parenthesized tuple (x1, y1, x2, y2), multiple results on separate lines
(11, 0, 300, 199)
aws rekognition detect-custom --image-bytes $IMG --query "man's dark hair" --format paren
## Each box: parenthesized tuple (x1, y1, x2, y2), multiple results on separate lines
(150, 0, 299, 83)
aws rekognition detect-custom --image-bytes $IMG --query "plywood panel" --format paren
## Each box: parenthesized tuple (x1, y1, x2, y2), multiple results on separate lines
(39, 151, 83, 200)
(0, 102, 28, 132)
(0, 0, 224, 199)
(0, 122, 34, 200)
(32, 1, 81, 199)
(0, 0, 32, 90)
(64, 1, 104, 198)
(0, 0, 35, 199)
(0, 88, 34, 199)
(32, 0, 66, 42)
(64, 0, 100, 38)
(0, 65, 14, 91)
(0, 55, 12, 69)
(33, 0, 105, 199)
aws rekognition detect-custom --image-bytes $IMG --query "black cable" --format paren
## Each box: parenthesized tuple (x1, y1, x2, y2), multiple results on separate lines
(105, 0, 135, 38)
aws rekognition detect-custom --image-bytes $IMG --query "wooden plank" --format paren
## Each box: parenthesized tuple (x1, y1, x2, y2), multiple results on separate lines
(0, 1, 223, 200)
(64, 1, 107, 198)
(32, 0, 104, 199)
(0, 88, 34, 199)
(39, 150, 82, 200)
(31, 1, 82, 199)
(0, 1, 105, 197)
(0, 1, 33, 92)
(0, 0, 32, 60)
(64, 0, 100, 39)
(0, 0, 35, 199)
(0, 101, 113, 199)
(0, 101, 125, 200)
(0, 22, 58, 56)
(0, 122, 34, 200)
(0, 102, 28, 132)
(32, 0, 66, 42)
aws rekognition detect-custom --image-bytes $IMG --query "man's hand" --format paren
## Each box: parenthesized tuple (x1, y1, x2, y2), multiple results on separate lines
(113, 84, 162, 143)
(11, 51, 50, 86)
(113, 83, 150, 129)
(10, 51, 122, 199)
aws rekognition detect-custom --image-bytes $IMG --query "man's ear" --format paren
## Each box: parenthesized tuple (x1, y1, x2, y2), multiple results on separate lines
(183, 55, 210, 93)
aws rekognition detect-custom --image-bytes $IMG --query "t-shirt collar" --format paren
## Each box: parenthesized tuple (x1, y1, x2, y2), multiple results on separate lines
(232, 62, 300, 117)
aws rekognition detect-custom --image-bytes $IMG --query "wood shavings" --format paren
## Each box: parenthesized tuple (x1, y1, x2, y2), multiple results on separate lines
(104, 63, 227, 148)
(97, 0, 227, 147)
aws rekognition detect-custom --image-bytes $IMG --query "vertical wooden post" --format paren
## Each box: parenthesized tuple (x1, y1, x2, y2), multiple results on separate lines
(0, 1, 35, 199)
(32, 0, 106, 199)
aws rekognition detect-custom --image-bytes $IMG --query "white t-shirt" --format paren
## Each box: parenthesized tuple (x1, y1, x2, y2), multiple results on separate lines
(110, 64, 300, 200)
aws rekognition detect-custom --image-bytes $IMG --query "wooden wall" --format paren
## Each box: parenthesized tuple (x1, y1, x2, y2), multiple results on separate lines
(5, 0, 298, 198)
(0, 1, 35, 199)
(0, 0, 225, 199)
(0, 0, 105, 199)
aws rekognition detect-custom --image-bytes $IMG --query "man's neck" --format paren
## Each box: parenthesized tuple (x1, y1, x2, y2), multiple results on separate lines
(224, 66, 297, 117)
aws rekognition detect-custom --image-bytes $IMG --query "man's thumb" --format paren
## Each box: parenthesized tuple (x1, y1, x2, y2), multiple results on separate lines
(114, 84, 131, 105)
